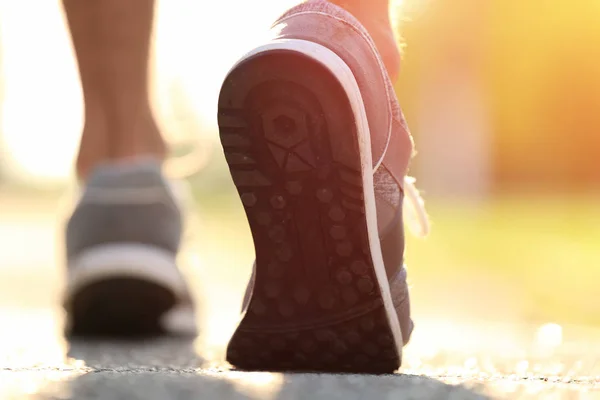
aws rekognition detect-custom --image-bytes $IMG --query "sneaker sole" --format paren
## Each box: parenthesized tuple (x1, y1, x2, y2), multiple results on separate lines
(64, 244, 187, 337)
(218, 39, 403, 373)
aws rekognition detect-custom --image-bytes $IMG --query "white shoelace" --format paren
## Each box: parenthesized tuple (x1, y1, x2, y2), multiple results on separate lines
(403, 176, 430, 237)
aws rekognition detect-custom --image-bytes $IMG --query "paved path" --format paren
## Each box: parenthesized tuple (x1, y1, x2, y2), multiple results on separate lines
(0, 194, 598, 399)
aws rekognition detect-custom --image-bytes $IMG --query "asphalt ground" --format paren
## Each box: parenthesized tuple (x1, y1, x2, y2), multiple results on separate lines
(0, 194, 598, 399)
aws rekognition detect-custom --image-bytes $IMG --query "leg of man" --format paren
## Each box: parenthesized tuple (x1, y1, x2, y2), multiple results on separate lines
(63, 0, 164, 179)
(62, 0, 193, 337)
(220, 0, 422, 373)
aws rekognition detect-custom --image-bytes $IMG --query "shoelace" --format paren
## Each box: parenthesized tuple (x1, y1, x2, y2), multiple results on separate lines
(163, 138, 213, 180)
(162, 130, 430, 238)
(403, 176, 430, 237)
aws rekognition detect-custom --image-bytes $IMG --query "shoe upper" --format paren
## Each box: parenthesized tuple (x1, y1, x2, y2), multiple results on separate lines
(65, 159, 183, 262)
(274, 1, 414, 177)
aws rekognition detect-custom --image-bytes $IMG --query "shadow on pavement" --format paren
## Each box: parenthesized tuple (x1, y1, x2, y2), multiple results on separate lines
(34, 338, 489, 400)
(67, 336, 206, 372)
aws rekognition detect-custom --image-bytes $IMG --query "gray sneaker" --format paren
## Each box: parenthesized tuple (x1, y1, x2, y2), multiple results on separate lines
(218, 0, 427, 373)
(63, 159, 194, 337)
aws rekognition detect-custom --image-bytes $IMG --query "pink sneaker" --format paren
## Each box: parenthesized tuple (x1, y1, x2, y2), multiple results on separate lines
(217, 0, 426, 373)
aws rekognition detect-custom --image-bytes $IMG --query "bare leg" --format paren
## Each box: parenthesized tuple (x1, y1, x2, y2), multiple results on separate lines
(330, 0, 400, 80)
(63, 0, 165, 179)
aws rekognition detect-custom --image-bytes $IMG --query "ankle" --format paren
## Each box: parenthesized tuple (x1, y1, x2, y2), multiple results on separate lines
(76, 111, 166, 180)
(110, 113, 167, 161)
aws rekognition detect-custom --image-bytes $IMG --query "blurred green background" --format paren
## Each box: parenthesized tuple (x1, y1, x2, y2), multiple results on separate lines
(392, 0, 600, 327)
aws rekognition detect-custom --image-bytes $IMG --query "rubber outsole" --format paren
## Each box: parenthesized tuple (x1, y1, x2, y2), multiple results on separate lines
(64, 244, 190, 338)
(66, 277, 176, 338)
(218, 42, 402, 374)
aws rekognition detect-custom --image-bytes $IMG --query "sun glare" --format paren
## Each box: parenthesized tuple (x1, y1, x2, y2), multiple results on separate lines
(0, 0, 297, 184)
(0, 0, 81, 183)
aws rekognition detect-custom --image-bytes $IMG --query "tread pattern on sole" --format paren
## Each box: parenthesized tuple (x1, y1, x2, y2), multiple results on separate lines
(218, 50, 400, 374)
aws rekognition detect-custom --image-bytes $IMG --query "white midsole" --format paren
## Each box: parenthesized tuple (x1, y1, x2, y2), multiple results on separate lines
(235, 39, 405, 354)
(65, 243, 188, 300)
